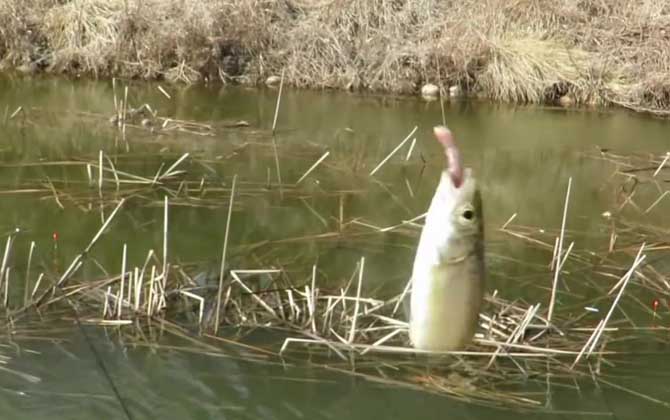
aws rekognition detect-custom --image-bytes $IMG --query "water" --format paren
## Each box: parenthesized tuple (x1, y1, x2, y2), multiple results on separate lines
(0, 77, 669, 419)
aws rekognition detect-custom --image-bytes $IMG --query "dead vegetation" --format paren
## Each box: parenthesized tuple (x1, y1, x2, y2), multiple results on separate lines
(2, 1, 670, 114)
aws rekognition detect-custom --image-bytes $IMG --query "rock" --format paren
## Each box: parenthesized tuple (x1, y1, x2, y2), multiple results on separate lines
(421, 83, 439, 100)
(448, 85, 462, 97)
(265, 75, 281, 87)
(559, 95, 574, 107)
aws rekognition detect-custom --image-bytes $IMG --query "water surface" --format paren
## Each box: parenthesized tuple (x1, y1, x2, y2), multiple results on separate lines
(0, 77, 669, 419)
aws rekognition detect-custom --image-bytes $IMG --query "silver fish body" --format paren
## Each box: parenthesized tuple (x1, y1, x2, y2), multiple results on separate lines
(408, 127, 485, 351)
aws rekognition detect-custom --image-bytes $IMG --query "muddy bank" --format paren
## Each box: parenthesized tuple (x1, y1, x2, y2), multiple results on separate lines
(2, 1, 670, 114)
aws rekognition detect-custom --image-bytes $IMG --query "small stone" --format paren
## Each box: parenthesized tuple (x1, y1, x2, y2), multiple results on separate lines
(265, 75, 281, 87)
(141, 118, 152, 127)
(421, 83, 439, 99)
(559, 95, 574, 107)
(448, 85, 462, 97)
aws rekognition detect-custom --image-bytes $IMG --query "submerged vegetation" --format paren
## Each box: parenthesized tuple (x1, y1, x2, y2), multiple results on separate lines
(0, 80, 669, 414)
(3, 1, 670, 114)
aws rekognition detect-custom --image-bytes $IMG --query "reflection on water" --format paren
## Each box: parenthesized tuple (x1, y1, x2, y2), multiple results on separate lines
(0, 77, 669, 419)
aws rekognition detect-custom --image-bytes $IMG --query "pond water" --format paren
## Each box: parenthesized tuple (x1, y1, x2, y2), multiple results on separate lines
(0, 77, 669, 419)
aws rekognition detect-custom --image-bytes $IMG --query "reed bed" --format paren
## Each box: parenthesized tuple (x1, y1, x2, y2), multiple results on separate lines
(1, 199, 666, 411)
(0, 162, 666, 411)
(0, 85, 669, 413)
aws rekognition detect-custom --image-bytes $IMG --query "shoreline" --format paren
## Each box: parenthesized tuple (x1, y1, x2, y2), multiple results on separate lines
(2, 1, 670, 117)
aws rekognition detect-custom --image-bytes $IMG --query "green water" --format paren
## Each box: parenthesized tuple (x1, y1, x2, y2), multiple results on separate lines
(0, 77, 669, 419)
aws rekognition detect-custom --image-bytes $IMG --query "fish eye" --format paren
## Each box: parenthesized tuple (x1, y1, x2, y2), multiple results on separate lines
(462, 209, 474, 220)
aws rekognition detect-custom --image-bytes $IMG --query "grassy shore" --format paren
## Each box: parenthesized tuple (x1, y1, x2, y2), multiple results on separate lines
(2, 0, 670, 114)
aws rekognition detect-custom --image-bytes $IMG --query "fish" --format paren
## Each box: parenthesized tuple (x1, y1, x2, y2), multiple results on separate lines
(408, 125, 486, 351)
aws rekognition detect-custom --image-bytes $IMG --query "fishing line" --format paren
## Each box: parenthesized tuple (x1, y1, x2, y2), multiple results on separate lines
(45, 227, 134, 420)
(0, 226, 133, 419)
(65, 296, 135, 420)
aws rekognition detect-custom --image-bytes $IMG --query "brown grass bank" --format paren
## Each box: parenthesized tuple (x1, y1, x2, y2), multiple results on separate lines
(2, 1, 670, 114)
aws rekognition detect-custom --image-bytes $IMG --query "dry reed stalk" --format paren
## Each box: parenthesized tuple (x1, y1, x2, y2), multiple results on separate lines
(103, 154, 121, 194)
(230, 271, 278, 318)
(652, 152, 670, 177)
(391, 277, 412, 317)
(9, 107, 23, 120)
(272, 69, 285, 134)
(122, 86, 129, 136)
(309, 265, 317, 333)
(133, 267, 141, 311)
(162, 196, 169, 281)
(369, 126, 417, 176)
(157, 85, 171, 99)
(572, 243, 646, 368)
(98, 151, 104, 199)
(117, 243, 127, 319)
(214, 174, 237, 334)
(3, 268, 10, 307)
(24, 241, 35, 306)
(272, 138, 283, 199)
(296, 151, 330, 184)
(547, 177, 571, 323)
(347, 257, 365, 343)
(180, 290, 204, 325)
(159, 153, 190, 180)
(31, 273, 44, 301)
(405, 138, 417, 161)
(35, 198, 127, 303)
(102, 286, 111, 318)
(0, 234, 14, 299)
(644, 191, 670, 213)
(147, 266, 156, 317)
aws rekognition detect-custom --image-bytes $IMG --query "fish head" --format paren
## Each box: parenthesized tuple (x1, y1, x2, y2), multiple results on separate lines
(432, 125, 483, 239)
(416, 126, 484, 266)
(434, 166, 483, 240)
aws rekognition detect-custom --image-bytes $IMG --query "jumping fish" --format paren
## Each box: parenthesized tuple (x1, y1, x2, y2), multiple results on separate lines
(408, 125, 486, 351)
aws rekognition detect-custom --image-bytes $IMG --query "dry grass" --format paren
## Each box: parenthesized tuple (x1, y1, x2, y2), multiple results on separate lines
(2, 1, 670, 113)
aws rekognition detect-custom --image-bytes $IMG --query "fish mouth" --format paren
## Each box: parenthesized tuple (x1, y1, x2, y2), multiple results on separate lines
(433, 125, 463, 188)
